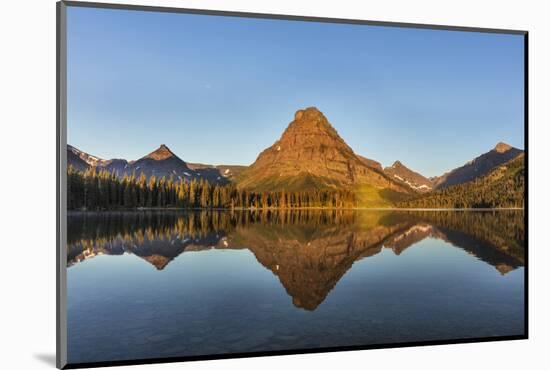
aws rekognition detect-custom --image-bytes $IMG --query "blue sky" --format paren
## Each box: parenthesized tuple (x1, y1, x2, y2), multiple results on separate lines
(67, 6, 524, 177)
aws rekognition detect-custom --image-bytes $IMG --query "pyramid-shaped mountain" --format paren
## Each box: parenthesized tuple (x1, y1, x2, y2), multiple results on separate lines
(237, 107, 408, 192)
(128, 144, 196, 180)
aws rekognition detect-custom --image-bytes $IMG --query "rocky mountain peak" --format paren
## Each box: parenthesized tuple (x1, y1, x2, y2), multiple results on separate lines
(237, 107, 410, 193)
(284, 107, 339, 139)
(146, 144, 176, 161)
(294, 106, 323, 121)
(494, 142, 513, 153)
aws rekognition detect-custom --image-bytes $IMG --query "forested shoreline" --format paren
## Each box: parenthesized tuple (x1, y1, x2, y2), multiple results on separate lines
(67, 166, 357, 210)
(68, 162, 524, 211)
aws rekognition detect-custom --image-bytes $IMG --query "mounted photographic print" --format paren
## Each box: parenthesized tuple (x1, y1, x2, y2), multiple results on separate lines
(56, 1, 528, 368)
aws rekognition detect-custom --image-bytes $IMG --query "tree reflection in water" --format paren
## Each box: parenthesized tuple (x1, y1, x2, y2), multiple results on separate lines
(68, 210, 524, 310)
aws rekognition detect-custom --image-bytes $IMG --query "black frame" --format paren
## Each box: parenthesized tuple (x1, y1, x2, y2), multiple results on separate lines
(56, 1, 529, 368)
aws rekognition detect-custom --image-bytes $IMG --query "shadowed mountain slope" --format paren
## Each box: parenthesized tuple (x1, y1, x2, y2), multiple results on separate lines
(397, 154, 525, 209)
(434, 142, 523, 189)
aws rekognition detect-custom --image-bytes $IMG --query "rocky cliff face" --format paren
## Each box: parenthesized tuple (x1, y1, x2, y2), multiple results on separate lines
(357, 155, 383, 172)
(237, 107, 409, 192)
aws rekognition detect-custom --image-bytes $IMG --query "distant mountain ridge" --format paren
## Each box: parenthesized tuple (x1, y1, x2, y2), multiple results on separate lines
(68, 144, 107, 166)
(383, 161, 433, 193)
(187, 163, 247, 182)
(67, 145, 92, 172)
(67, 144, 240, 185)
(397, 153, 525, 208)
(433, 142, 523, 189)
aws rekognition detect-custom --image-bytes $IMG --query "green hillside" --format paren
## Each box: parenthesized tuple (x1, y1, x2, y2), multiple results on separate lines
(355, 184, 413, 208)
(235, 172, 344, 193)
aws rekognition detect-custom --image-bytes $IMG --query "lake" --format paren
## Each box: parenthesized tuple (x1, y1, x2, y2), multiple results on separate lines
(66, 210, 525, 364)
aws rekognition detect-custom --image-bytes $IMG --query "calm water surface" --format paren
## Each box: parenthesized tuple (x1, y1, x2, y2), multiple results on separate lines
(67, 210, 525, 364)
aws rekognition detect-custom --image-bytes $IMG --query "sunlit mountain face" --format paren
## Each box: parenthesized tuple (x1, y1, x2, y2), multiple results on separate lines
(68, 210, 524, 310)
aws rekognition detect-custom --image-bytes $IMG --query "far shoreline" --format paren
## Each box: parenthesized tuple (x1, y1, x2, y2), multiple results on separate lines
(67, 207, 524, 213)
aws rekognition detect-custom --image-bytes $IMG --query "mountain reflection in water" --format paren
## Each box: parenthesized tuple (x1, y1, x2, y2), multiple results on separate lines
(67, 210, 524, 311)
